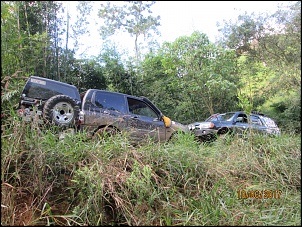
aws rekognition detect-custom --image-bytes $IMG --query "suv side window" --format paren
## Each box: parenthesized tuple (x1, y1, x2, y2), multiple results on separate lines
(23, 79, 79, 101)
(127, 98, 158, 119)
(250, 115, 263, 125)
(93, 91, 127, 113)
(236, 114, 248, 123)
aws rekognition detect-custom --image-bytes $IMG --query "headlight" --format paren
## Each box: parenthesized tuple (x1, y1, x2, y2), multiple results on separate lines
(188, 124, 194, 130)
(189, 122, 214, 130)
(198, 122, 214, 129)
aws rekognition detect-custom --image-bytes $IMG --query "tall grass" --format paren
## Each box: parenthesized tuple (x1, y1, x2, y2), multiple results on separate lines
(1, 115, 301, 226)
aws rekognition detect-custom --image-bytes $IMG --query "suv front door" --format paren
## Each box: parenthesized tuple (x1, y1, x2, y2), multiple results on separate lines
(232, 113, 250, 135)
(126, 97, 166, 142)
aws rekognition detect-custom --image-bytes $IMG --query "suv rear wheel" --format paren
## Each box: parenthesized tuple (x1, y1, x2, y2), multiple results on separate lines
(43, 95, 78, 127)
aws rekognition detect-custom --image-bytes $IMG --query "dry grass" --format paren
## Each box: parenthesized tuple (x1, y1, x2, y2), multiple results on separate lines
(1, 116, 301, 226)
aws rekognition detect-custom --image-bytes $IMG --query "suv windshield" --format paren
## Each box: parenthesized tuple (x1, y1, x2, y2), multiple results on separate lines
(206, 112, 235, 122)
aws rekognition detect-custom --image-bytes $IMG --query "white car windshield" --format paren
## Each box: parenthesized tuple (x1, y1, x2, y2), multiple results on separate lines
(206, 113, 235, 122)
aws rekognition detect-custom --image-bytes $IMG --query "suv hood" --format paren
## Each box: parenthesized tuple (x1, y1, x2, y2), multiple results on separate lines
(171, 121, 190, 133)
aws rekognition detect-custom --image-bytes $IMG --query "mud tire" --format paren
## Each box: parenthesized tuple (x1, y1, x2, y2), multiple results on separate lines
(43, 95, 78, 127)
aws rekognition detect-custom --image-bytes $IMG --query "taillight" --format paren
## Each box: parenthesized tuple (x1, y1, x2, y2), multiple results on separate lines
(17, 109, 24, 116)
(78, 111, 84, 124)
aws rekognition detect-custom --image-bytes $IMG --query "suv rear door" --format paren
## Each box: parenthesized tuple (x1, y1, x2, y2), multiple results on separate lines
(81, 90, 128, 130)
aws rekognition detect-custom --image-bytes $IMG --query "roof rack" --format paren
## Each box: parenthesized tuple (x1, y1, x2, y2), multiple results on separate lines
(250, 110, 266, 116)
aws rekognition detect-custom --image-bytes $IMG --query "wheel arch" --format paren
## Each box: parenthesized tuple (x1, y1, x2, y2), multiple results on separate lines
(92, 124, 120, 135)
(167, 130, 186, 142)
(217, 127, 231, 135)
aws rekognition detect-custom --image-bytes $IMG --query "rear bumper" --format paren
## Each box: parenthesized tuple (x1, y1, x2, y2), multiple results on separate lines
(17, 108, 43, 123)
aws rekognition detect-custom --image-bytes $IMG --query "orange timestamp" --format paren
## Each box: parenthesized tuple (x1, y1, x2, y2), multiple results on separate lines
(237, 189, 282, 199)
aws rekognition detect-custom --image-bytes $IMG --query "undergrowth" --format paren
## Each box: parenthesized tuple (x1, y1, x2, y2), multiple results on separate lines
(1, 115, 301, 226)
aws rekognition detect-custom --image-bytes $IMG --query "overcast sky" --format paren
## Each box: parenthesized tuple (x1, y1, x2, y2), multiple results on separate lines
(64, 1, 288, 58)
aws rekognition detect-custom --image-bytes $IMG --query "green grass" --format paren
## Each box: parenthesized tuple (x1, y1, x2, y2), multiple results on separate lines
(1, 116, 301, 226)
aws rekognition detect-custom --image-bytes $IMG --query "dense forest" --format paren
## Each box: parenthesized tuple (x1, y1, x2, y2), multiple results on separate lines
(1, 1, 301, 226)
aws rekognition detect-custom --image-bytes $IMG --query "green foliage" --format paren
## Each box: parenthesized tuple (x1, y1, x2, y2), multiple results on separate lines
(1, 1, 301, 224)
(66, 58, 107, 91)
(1, 1, 65, 79)
(1, 71, 29, 118)
(237, 91, 253, 114)
(261, 90, 301, 133)
(2, 1, 299, 133)
(97, 47, 138, 94)
(217, 1, 301, 133)
(1, 116, 300, 225)
(139, 31, 239, 123)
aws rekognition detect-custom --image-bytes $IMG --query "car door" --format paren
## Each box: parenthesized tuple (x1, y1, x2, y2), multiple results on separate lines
(233, 113, 250, 135)
(125, 97, 166, 142)
(250, 115, 272, 135)
(82, 90, 128, 129)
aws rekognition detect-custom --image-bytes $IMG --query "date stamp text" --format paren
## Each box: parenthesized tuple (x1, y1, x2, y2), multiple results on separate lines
(237, 189, 282, 199)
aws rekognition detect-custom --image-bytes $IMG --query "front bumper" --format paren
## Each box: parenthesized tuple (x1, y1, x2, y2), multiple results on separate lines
(193, 128, 218, 137)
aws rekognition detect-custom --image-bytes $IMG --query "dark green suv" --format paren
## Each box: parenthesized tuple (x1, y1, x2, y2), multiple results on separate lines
(17, 76, 81, 127)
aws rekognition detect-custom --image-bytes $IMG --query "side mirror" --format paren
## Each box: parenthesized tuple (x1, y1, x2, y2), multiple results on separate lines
(162, 115, 172, 128)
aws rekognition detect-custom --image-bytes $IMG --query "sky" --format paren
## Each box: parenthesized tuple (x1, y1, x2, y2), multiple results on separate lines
(64, 1, 288, 58)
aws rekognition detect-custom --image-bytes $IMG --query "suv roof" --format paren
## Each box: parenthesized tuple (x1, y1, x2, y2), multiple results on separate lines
(18, 76, 81, 127)
(21, 76, 81, 102)
(85, 89, 163, 116)
(205, 111, 268, 122)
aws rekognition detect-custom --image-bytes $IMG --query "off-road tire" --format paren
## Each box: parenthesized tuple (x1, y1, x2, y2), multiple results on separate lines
(168, 131, 185, 143)
(43, 95, 78, 127)
(93, 126, 119, 140)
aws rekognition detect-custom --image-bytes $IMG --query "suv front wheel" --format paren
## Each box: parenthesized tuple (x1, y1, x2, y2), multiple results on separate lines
(43, 95, 78, 127)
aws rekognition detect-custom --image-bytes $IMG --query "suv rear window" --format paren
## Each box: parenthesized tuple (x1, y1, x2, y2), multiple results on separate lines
(22, 77, 80, 101)
(261, 116, 278, 128)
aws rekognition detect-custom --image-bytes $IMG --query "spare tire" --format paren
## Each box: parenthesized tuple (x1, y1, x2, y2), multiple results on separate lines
(43, 95, 78, 127)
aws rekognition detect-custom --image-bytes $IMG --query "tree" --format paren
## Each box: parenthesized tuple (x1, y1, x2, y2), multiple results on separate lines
(17, 1, 64, 80)
(139, 31, 239, 124)
(68, 58, 107, 92)
(71, 1, 93, 55)
(259, 1, 301, 92)
(161, 32, 238, 120)
(218, 1, 300, 92)
(98, 46, 136, 95)
(217, 1, 301, 131)
(97, 1, 160, 64)
(1, 1, 64, 112)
